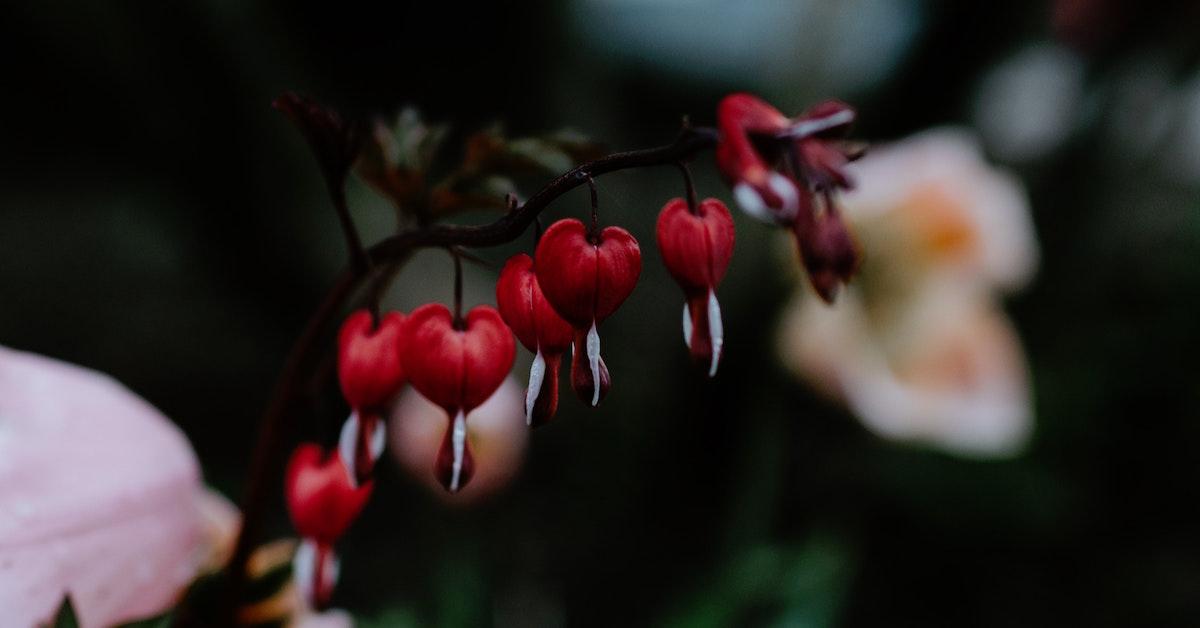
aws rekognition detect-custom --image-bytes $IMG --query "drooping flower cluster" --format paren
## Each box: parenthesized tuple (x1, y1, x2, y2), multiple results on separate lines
(280, 91, 865, 609)
(716, 93, 865, 302)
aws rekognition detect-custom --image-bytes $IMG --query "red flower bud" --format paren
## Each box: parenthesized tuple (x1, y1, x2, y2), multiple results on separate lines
(336, 309, 407, 411)
(285, 444, 373, 545)
(402, 303, 516, 491)
(656, 197, 736, 376)
(496, 253, 576, 426)
(792, 194, 860, 303)
(534, 218, 641, 407)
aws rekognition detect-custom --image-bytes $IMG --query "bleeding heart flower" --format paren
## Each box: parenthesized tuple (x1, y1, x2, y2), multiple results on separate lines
(716, 93, 864, 303)
(496, 253, 576, 426)
(285, 444, 373, 610)
(336, 309, 406, 485)
(336, 309, 407, 411)
(285, 444, 373, 545)
(656, 197, 736, 376)
(401, 303, 516, 492)
(716, 93, 799, 223)
(533, 218, 641, 407)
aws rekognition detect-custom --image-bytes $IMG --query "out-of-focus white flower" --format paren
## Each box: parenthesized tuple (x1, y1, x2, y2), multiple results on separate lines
(778, 130, 1039, 457)
(390, 377, 528, 504)
(0, 345, 222, 626)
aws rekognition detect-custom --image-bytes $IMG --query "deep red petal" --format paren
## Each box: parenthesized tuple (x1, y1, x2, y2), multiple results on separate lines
(337, 309, 407, 409)
(496, 253, 575, 354)
(402, 303, 464, 413)
(534, 219, 598, 328)
(461, 306, 516, 412)
(285, 444, 373, 544)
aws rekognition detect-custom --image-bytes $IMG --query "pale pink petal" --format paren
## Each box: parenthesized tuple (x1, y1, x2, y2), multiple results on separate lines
(0, 345, 210, 627)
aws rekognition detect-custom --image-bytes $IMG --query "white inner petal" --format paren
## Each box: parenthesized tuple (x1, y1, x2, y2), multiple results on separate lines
(369, 417, 386, 461)
(733, 182, 773, 223)
(294, 537, 318, 605)
(586, 321, 602, 407)
(449, 409, 467, 492)
(707, 288, 724, 378)
(337, 411, 358, 485)
(682, 302, 694, 347)
(767, 172, 800, 220)
(525, 349, 547, 425)
(790, 109, 854, 137)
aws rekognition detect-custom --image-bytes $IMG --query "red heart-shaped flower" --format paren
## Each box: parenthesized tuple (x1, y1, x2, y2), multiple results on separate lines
(496, 253, 575, 426)
(656, 197, 735, 376)
(716, 93, 800, 223)
(402, 303, 515, 492)
(402, 303, 516, 415)
(533, 218, 641, 407)
(534, 218, 642, 329)
(657, 198, 735, 293)
(337, 309, 407, 410)
(285, 443, 373, 545)
(496, 254, 575, 355)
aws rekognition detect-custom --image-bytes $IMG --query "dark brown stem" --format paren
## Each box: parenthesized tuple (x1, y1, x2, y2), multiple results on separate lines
(451, 247, 464, 328)
(584, 174, 599, 239)
(218, 269, 357, 626)
(330, 183, 371, 275)
(676, 161, 699, 215)
(219, 123, 719, 622)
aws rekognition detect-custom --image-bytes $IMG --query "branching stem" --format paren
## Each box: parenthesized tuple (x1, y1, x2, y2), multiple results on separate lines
(220, 123, 720, 622)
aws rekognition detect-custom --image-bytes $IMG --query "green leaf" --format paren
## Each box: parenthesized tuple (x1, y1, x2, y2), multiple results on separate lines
(115, 612, 173, 628)
(49, 596, 79, 628)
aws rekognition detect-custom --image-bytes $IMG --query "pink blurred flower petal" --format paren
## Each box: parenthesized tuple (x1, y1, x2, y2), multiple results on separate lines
(0, 345, 213, 626)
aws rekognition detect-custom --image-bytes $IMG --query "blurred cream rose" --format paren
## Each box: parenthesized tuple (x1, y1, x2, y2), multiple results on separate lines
(390, 376, 528, 504)
(778, 129, 1039, 457)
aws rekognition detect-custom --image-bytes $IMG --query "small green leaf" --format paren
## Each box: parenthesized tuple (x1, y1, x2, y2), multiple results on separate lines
(115, 611, 173, 628)
(50, 596, 80, 628)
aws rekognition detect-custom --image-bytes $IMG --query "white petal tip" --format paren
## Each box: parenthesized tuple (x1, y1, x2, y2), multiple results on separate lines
(586, 322, 601, 407)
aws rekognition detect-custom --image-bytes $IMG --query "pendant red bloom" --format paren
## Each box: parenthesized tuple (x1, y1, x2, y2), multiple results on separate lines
(285, 444, 373, 609)
(496, 253, 576, 426)
(337, 309, 407, 410)
(716, 93, 863, 303)
(336, 309, 406, 484)
(533, 218, 641, 407)
(656, 197, 735, 376)
(402, 303, 516, 492)
(716, 93, 798, 223)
